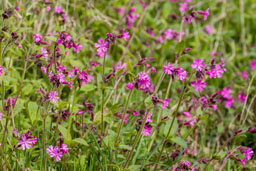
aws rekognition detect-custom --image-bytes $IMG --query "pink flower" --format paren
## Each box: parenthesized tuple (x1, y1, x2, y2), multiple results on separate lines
(183, 111, 197, 127)
(122, 29, 130, 41)
(198, 8, 209, 20)
(0, 66, 3, 76)
(176, 68, 187, 82)
(238, 92, 246, 103)
(47, 145, 63, 162)
(133, 111, 139, 116)
(142, 125, 152, 136)
(55, 6, 63, 14)
(95, 38, 108, 58)
(164, 29, 174, 40)
(41, 67, 47, 73)
(191, 78, 206, 92)
(74, 43, 82, 53)
(205, 24, 216, 34)
(242, 71, 247, 80)
(124, 113, 129, 124)
(137, 72, 152, 91)
(33, 33, 43, 43)
(250, 60, 256, 70)
(48, 91, 59, 103)
(156, 36, 164, 44)
(143, 112, 152, 123)
(0, 111, 2, 120)
(162, 99, 170, 109)
(116, 61, 127, 71)
(163, 62, 175, 75)
(241, 148, 254, 166)
(46, 6, 51, 11)
(221, 88, 231, 99)
(117, 8, 124, 15)
(179, 3, 188, 13)
(126, 7, 139, 29)
(126, 82, 134, 90)
(224, 98, 234, 108)
(17, 131, 37, 150)
(191, 59, 205, 71)
(40, 47, 48, 61)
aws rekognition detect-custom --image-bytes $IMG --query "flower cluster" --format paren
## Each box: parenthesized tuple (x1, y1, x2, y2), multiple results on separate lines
(17, 130, 37, 150)
(126, 7, 139, 29)
(47, 143, 69, 162)
(163, 62, 188, 82)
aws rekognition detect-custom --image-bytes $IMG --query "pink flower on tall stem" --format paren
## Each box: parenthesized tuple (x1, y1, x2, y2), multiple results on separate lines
(191, 59, 205, 71)
(48, 91, 59, 103)
(251, 60, 256, 70)
(95, 38, 108, 58)
(163, 62, 175, 75)
(191, 78, 206, 92)
(198, 8, 209, 20)
(221, 88, 231, 99)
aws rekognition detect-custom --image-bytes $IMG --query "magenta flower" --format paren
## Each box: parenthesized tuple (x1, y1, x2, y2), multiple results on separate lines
(242, 71, 247, 80)
(126, 7, 139, 29)
(33, 33, 43, 43)
(55, 6, 63, 14)
(122, 29, 130, 41)
(148, 67, 156, 74)
(251, 60, 256, 70)
(17, 131, 37, 150)
(162, 99, 170, 109)
(0, 111, 2, 120)
(95, 38, 108, 58)
(123, 113, 129, 124)
(221, 88, 231, 99)
(137, 72, 152, 90)
(240, 147, 254, 166)
(224, 98, 234, 108)
(116, 61, 127, 71)
(126, 82, 134, 90)
(205, 24, 216, 34)
(133, 111, 139, 116)
(163, 62, 175, 75)
(0, 66, 3, 76)
(40, 47, 48, 61)
(198, 8, 209, 20)
(191, 78, 206, 92)
(47, 145, 63, 162)
(179, 3, 188, 13)
(48, 91, 59, 103)
(238, 92, 246, 103)
(164, 29, 174, 40)
(46, 6, 51, 11)
(143, 112, 152, 123)
(74, 43, 82, 53)
(176, 68, 187, 82)
(191, 59, 205, 71)
(183, 112, 195, 127)
(142, 125, 152, 136)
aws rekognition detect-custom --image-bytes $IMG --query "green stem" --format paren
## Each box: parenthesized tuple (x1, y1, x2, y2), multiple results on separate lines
(101, 54, 106, 135)
(108, 89, 133, 169)
(123, 72, 165, 168)
(148, 76, 172, 151)
(68, 86, 77, 134)
(153, 82, 187, 171)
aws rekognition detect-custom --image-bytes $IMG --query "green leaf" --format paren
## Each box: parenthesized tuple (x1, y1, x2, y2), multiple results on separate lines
(22, 83, 33, 96)
(144, 96, 152, 107)
(58, 125, 72, 142)
(199, 114, 209, 120)
(175, 40, 185, 53)
(171, 137, 187, 148)
(27, 102, 38, 124)
(164, 117, 178, 138)
(72, 138, 88, 146)
(46, 36, 57, 42)
(103, 130, 117, 148)
(80, 84, 96, 92)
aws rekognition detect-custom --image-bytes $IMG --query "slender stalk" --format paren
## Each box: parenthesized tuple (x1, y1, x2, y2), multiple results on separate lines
(123, 72, 165, 168)
(42, 117, 46, 171)
(101, 53, 106, 135)
(148, 76, 172, 151)
(153, 82, 186, 171)
(108, 89, 133, 169)
(68, 86, 77, 134)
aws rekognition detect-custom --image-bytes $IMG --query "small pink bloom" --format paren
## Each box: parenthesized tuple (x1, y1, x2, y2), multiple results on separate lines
(191, 78, 206, 92)
(133, 111, 139, 116)
(221, 88, 231, 99)
(250, 60, 256, 70)
(191, 59, 205, 71)
(164, 29, 174, 40)
(46, 6, 51, 11)
(205, 24, 216, 34)
(162, 99, 170, 109)
(242, 71, 247, 80)
(74, 43, 82, 53)
(142, 125, 152, 136)
(163, 62, 175, 75)
(0, 66, 3, 76)
(48, 91, 59, 103)
(224, 98, 234, 108)
(41, 67, 47, 73)
(143, 112, 152, 123)
(238, 92, 246, 103)
(179, 3, 188, 13)
(122, 29, 130, 41)
(176, 68, 187, 82)
(55, 6, 63, 14)
(124, 113, 129, 124)
(40, 47, 48, 61)
(126, 82, 134, 90)
(198, 8, 209, 20)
